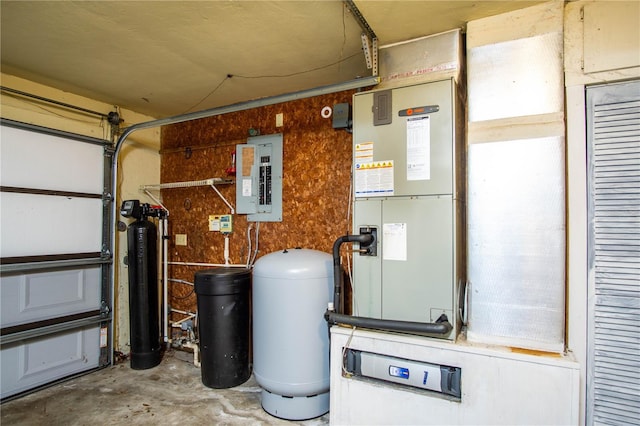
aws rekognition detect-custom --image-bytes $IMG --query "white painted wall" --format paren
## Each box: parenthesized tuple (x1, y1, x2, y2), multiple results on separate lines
(0, 73, 161, 353)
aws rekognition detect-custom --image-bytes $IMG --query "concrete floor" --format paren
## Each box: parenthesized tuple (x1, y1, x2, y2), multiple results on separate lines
(1, 350, 330, 425)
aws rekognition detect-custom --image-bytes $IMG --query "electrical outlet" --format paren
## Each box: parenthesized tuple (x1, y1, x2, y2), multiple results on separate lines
(175, 234, 187, 246)
(276, 113, 283, 127)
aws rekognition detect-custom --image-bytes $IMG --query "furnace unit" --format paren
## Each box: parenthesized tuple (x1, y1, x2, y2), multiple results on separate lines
(351, 78, 465, 340)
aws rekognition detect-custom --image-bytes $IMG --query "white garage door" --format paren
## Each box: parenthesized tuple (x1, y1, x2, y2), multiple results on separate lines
(0, 119, 113, 400)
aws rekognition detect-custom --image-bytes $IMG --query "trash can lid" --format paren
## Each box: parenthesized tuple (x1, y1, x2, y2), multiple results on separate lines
(194, 267, 251, 295)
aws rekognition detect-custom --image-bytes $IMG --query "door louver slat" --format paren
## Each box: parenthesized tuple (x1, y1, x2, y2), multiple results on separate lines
(588, 81, 640, 425)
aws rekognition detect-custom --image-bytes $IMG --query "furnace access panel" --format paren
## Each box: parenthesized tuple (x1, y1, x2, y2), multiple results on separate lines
(352, 79, 465, 340)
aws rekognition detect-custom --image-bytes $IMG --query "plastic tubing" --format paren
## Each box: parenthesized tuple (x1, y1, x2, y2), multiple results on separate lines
(332, 234, 374, 314)
(327, 234, 453, 336)
(325, 311, 452, 335)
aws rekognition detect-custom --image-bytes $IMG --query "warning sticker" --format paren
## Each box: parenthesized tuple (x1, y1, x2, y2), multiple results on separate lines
(355, 160, 394, 197)
(355, 141, 374, 164)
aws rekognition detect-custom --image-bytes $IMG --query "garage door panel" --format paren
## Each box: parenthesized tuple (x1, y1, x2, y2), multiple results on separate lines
(0, 327, 100, 399)
(0, 266, 101, 328)
(0, 192, 102, 257)
(0, 125, 104, 194)
(0, 119, 112, 400)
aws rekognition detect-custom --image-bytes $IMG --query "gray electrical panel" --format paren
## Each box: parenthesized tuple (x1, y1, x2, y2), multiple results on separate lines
(236, 133, 283, 222)
(352, 79, 465, 340)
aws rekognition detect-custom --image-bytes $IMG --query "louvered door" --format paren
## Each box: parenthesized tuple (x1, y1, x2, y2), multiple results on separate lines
(587, 80, 640, 425)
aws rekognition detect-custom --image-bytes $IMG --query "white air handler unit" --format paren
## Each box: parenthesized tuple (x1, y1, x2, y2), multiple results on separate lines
(252, 249, 333, 420)
(351, 78, 465, 338)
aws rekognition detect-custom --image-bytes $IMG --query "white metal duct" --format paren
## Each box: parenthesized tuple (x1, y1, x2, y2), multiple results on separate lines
(466, 136, 565, 352)
(465, 2, 565, 352)
(467, 32, 563, 123)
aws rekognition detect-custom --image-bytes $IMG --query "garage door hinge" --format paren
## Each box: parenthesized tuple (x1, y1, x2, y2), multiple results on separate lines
(100, 301, 111, 317)
(101, 246, 111, 259)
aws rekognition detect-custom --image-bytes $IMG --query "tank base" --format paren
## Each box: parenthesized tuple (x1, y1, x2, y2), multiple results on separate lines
(130, 350, 161, 370)
(261, 389, 329, 420)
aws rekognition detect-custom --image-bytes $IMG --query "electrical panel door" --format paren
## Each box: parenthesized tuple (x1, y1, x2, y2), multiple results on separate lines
(236, 134, 283, 222)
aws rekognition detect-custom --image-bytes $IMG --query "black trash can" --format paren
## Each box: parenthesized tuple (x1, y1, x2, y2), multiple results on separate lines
(194, 267, 251, 388)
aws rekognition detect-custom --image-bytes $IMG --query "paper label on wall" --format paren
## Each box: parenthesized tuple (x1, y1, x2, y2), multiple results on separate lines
(406, 116, 430, 181)
(209, 215, 220, 231)
(242, 178, 252, 196)
(100, 327, 108, 348)
(241, 146, 255, 176)
(355, 160, 394, 197)
(355, 141, 374, 163)
(383, 223, 407, 261)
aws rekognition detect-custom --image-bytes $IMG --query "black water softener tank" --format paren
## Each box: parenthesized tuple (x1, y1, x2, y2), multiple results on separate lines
(195, 267, 251, 388)
(122, 200, 162, 370)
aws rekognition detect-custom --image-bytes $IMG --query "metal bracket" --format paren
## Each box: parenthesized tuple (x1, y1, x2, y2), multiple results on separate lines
(361, 34, 373, 70)
(372, 37, 378, 77)
(345, 0, 378, 77)
(102, 192, 113, 207)
(359, 33, 378, 75)
(100, 301, 111, 317)
(344, 0, 377, 39)
(101, 245, 111, 259)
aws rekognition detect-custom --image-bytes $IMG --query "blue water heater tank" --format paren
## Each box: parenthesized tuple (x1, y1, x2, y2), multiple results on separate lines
(252, 248, 333, 420)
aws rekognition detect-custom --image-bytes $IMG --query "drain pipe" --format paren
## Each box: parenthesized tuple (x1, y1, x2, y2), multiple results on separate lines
(326, 311, 452, 335)
(325, 234, 453, 336)
(331, 233, 374, 314)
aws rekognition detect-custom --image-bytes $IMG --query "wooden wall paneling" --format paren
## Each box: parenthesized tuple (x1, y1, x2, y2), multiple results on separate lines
(161, 90, 358, 316)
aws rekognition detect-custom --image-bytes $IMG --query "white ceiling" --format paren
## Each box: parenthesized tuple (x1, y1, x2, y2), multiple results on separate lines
(1, 1, 543, 119)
